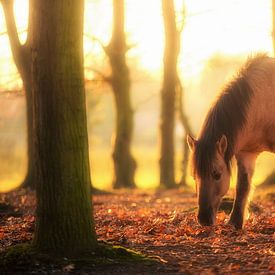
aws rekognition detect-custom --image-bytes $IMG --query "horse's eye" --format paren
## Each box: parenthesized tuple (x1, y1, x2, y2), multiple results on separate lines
(212, 170, 221, 181)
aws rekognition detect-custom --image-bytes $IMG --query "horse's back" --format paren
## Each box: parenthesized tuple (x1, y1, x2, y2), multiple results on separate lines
(247, 56, 275, 119)
(239, 56, 275, 153)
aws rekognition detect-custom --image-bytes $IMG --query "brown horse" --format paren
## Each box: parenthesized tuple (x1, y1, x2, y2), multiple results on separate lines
(187, 55, 275, 229)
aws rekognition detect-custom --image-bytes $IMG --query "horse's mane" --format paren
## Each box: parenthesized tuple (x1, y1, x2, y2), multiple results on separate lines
(193, 55, 268, 179)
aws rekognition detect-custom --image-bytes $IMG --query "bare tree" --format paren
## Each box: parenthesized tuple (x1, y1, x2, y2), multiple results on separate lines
(159, 0, 179, 188)
(176, 78, 194, 186)
(106, 0, 136, 188)
(160, 0, 192, 188)
(1, 0, 35, 189)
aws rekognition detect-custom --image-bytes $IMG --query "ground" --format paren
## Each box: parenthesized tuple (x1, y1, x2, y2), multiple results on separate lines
(0, 187, 274, 274)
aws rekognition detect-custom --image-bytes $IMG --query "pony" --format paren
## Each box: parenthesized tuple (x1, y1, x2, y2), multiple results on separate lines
(187, 55, 275, 229)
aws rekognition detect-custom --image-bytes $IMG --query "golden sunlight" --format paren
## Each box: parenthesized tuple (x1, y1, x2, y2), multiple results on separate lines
(0, 0, 274, 191)
(0, 1, 274, 271)
(1, 0, 273, 86)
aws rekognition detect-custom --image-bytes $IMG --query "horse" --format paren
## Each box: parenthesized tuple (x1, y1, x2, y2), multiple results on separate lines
(187, 54, 275, 229)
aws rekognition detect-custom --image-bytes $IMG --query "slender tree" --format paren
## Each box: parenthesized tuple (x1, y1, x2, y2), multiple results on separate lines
(106, 0, 136, 188)
(31, 0, 97, 254)
(1, 0, 35, 189)
(159, 0, 180, 188)
(160, 0, 192, 188)
(176, 78, 193, 186)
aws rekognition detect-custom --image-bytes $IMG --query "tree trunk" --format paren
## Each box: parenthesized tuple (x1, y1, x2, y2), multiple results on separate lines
(107, 0, 136, 189)
(31, 0, 97, 255)
(159, 0, 180, 188)
(21, 78, 35, 189)
(176, 78, 193, 186)
(1, 0, 35, 189)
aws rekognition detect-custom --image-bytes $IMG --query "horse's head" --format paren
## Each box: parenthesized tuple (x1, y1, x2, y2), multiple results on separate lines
(187, 134, 230, 226)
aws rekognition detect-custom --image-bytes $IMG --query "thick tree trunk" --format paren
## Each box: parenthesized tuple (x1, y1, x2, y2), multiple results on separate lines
(31, 0, 97, 255)
(159, 0, 180, 188)
(107, 0, 136, 189)
(1, 0, 35, 189)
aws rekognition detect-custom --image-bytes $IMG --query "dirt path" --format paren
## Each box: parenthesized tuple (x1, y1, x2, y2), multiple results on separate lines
(0, 189, 274, 274)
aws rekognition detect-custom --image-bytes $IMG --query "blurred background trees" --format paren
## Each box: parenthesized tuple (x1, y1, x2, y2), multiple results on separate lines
(106, 0, 136, 189)
(159, 0, 192, 188)
(1, 0, 35, 189)
(159, 0, 179, 188)
(0, 0, 274, 192)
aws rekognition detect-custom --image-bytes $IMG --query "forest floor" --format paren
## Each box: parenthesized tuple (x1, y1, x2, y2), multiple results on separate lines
(0, 187, 274, 274)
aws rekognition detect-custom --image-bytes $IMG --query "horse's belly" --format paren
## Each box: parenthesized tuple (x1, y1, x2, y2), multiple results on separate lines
(238, 129, 275, 154)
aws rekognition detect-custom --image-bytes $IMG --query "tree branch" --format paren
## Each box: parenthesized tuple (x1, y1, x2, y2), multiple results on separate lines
(177, 3, 186, 34)
(0, 30, 7, 36)
(84, 33, 109, 55)
(85, 66, 112, 84)
(25, 0, 32, 46)
(0, 29, 27, 36)
(1, 0, 30, 79)
(176, 76, 193, 136)
(1, 1, 22, 62)
(176, 76, 193, 186)
(0, 88, 23, 96)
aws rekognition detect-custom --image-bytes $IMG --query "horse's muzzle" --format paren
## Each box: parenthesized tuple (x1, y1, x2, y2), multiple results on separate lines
(197, 209, 215, 226)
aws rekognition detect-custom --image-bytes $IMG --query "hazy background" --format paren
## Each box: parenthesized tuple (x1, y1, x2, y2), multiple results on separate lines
(0, 0, 274, 191)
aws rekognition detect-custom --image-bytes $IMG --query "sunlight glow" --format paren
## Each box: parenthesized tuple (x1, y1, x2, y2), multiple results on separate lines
(0, 0, 274, 190)
(0, 0, 273, 86)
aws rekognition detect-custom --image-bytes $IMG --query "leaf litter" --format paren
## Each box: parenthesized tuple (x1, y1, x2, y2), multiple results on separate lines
(0, 188, 274, 274)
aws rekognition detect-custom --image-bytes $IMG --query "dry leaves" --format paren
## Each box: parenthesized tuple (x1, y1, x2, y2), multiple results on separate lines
(0, 188, 274, 274)
(93, 190, 275, 274)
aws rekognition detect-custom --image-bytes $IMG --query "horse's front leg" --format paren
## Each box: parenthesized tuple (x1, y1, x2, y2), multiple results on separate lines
(229, 153, 257, 229)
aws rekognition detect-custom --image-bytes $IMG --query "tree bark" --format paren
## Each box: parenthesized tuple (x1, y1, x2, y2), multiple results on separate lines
(107, 0, 136, 189)
(159, 0, 180, 188)
(1, 0, 35, 189)
(31, 0, 97, 255)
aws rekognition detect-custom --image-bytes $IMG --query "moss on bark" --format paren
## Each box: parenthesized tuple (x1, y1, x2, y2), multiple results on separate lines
(0, 243, 155, 272)
(31, 0, 97, 255)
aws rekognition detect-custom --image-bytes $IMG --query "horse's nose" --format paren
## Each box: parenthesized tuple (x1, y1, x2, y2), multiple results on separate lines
(197, 209, 214, 226)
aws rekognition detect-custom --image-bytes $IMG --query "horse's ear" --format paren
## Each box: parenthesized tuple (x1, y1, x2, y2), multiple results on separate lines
(217, 135, 228, 156)
(187, 134, 196, 151)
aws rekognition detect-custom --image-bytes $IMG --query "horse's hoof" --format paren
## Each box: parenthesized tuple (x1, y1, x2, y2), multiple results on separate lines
(227, 218, 243, 230)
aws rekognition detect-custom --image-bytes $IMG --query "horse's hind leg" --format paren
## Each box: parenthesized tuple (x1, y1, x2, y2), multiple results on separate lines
(229, 153, 257, 229)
